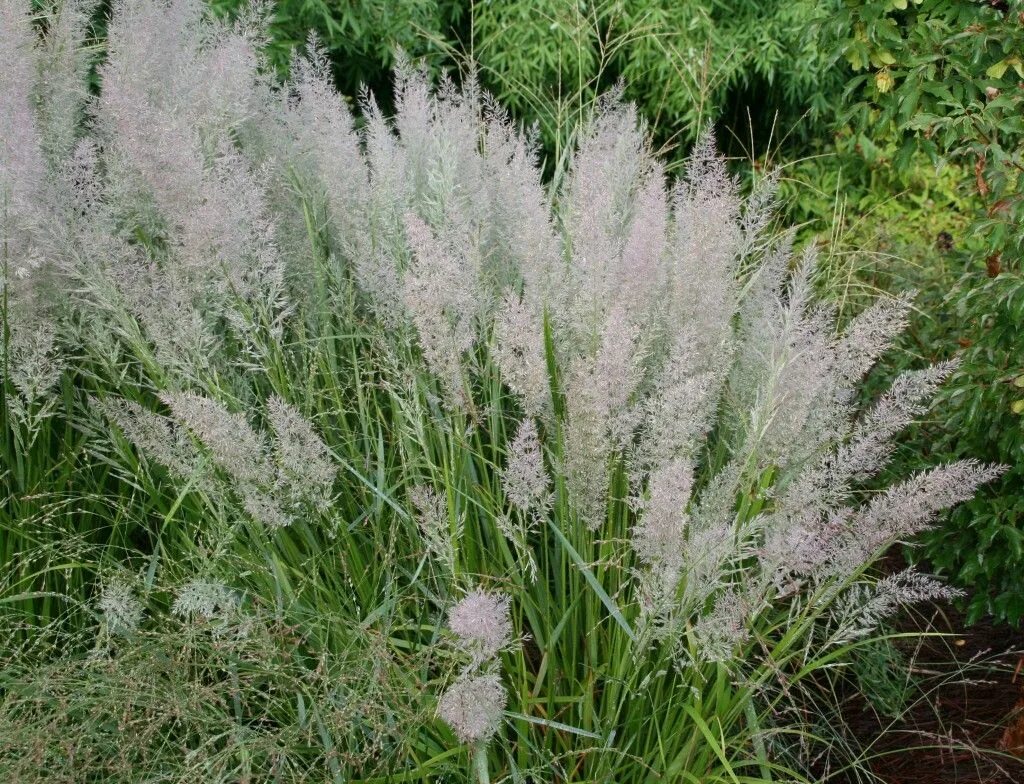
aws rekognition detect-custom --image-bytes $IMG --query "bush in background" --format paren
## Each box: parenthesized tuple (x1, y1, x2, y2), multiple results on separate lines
(830, 0, 1024, 624)
(207, 0, 465, 103)
(471, 0, 844, 164)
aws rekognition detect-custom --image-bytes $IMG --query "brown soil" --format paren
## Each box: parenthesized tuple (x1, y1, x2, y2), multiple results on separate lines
(843, 602, 1024, 784)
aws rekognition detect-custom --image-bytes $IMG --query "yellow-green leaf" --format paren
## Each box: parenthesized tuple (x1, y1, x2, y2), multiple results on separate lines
(875, 69, 895, 93)
(987, 60, 1009, 80)
(892, 0, 908, 9)
(1013, 374, 1024, 389)
(1012, 399, 1024, 415)
(871, 49, 897, 68)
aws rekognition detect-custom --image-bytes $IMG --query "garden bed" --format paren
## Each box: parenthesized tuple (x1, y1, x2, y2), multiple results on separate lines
(846, 602, 1024, 784)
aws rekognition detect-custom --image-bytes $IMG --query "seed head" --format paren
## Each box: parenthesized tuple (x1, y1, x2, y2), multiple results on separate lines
(502, 419, 550, 513)
(97, 580, 143, 638)
(437, 673, 507, 744)
(172, 580, 237, 621)
(448, 589, 512, 664)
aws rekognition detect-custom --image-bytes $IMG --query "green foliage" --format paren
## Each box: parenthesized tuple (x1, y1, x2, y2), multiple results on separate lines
(851, 635, 911, 718)
(899, 271, 1024, 625)
(832, 0, 1024, 262)
(780, 140, 973, 326)
(208, 0, 464, 101)
(823, 0, 1024, 624)
(471, 0, 845, 164)
(608, 0, 841, 148)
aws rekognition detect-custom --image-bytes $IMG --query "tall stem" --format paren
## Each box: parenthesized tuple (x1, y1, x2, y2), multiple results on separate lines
(472, 742, 491, 784)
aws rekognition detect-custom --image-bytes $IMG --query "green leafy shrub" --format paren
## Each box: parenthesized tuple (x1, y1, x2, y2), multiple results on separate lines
(893, 271, 1024, 624)
(833, 0, 1024, 263)
(471, 0, 846, 164)
(825, 0, 1024, 623)
(207, 0, 464, 101)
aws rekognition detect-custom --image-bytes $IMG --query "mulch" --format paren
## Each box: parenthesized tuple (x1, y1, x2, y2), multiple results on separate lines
(842, 599, 1024, 784)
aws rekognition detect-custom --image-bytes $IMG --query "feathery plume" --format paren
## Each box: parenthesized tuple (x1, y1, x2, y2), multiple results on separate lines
(838, 360, 957, 481)
(493, 292, 550, 418)
(561, 96, 649, 341)
(502, 419, 550, 513)
(615, 162, 668, 320)
(97, 580, 144, 637)
(448, 589, 512, 666)
(668, 125, 742, 363)
(690, 588, 750, 664)
(287, 39, 399, 314)
(833, 569, 963, 643)
(632, 459, 694, 571)
(1, 324, 63, 409)
(1, 0, 54, 293)
(35, 0, 96, 168)
(479, 102, 562, 309)
(98, 396, 205, 481)
(738, 169, 780, 258)
(831, 460, 1005, 576)
(96, 0, 281, 308)
(161, 391, 295, 528)
(834, 292, 914, 388)
(410, 484, 457, 573)
(633, 339, 723, 480)
(437, 673, 507, 744)
(172, 580, 238, 621)
(562, 303, 644, 526)
(162, 392, 268, 486)
(267, 395, 336, 512)
(402, 211, 481, 404)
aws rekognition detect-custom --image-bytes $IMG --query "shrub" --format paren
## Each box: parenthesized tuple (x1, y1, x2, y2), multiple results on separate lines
(471, 0, 845, 163)
(207, 0, 464, 101)
(886, 269, 1024, 625)
(826, 0, 1024, 623)
(0, 1, 1002, 781)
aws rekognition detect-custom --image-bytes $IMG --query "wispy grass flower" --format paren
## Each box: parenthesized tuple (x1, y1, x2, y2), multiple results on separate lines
(97, 580, 144, 638)
(448, 589, 512, 666)
(437, 672, 507, 744)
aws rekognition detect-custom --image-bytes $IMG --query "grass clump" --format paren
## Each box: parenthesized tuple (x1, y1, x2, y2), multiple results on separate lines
(0, 1, 1003, 781)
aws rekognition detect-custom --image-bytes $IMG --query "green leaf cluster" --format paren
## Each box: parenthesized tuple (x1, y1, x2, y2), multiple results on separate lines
(471, 0, 845, 161)
(208, 0, 465, 102)
(825, 0, 1024, 623)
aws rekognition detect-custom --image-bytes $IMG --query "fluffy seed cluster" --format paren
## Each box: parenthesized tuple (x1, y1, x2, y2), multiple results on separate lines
(130, 392, 338, 529)
(97, 580, 144, 638)
(172, 580, 237, 621)
(501, 419, 550, 513)
(97, 397, 204, 481)
(439, 589, 512, 744)
(436, 673, 507, 744)
(266, 396, 336, 513)
(447, 589, 512, 665)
